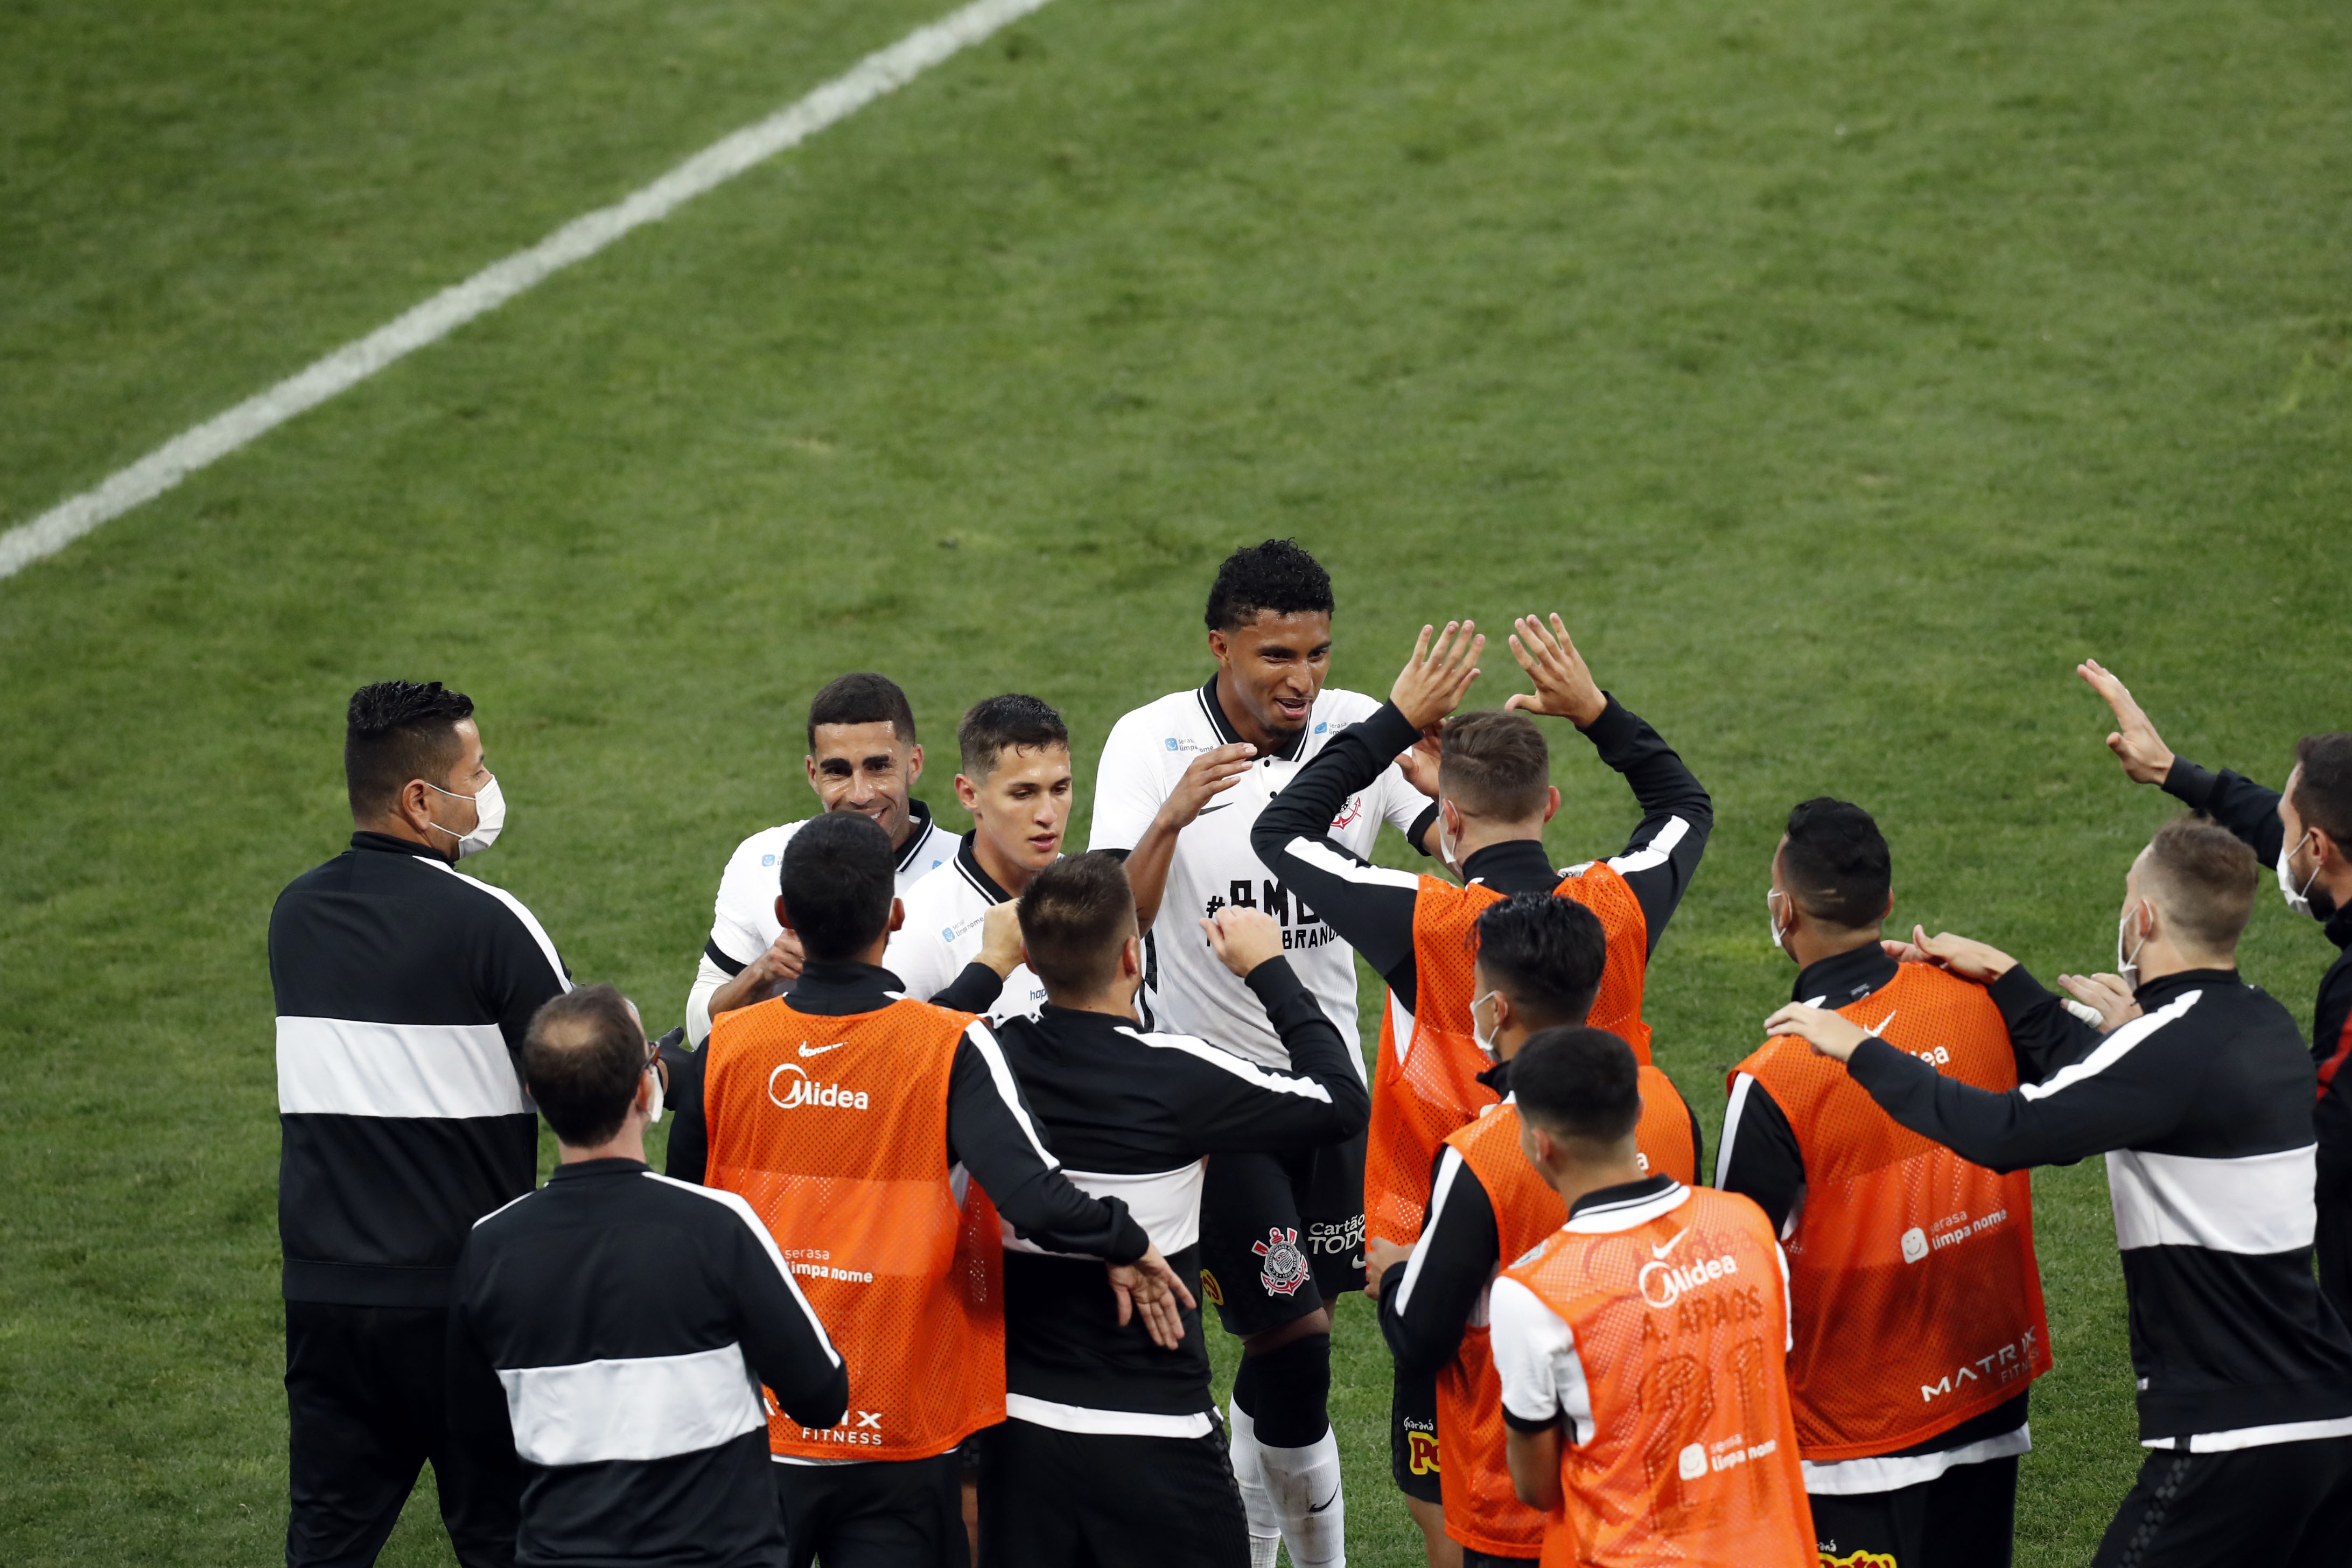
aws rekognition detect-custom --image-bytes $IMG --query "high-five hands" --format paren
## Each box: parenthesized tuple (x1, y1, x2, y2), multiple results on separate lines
(1391, 622, 1485, 730)
(1504, 614, 1607, 728)
(1108, 1242, 1199, 1350)
(2078, 660, 2175, 786)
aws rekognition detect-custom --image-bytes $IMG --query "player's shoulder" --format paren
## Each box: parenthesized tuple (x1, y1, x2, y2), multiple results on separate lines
(896, 845, 979, 916)
(1311, 685, 1384, 730)
(1103, 685, 1220, 753)
(904, 818, 958, 878)
(639, 1168, 774, 1241)
(720, 819, 807, 884)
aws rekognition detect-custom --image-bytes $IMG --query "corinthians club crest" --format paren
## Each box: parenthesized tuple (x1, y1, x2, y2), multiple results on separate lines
(1253, 1226, 1311, 1297)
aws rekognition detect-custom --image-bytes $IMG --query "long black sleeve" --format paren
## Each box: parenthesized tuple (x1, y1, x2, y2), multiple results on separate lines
(2163, 758, 2287, 865)
(1572, 696, 1712, 955)
(1173, 960, 1371, 1152)
(725, 1209, 850, 1432)
(1378, 1147, 1502, 1377)
(1990, 964, 2109, 1087)
(929, 961, 1007, 1016)
(443, 1293, 519, 1489)
(1252, 701, 1430, 996)
(1716, 1076, 1805, 1232)
(948, 1029, 1151, 1263)
(662, 1037, 708, 1186)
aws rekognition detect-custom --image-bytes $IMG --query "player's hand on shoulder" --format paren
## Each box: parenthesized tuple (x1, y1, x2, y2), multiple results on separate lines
(1158, 742, 1256, 828)
(1886, 925, 2017, 983)
(1108, 1243, 1198, 1351)
(1762, 1002, 1870, 1062)
(1503, 613, 1607, 727)
(976, 900, 1025, 979)
(2056, 970, 2142, 1033)
(2077, 659, 2174, 786)
(1390, 620, 1485, 730)
(1200, 906, 1286, 977)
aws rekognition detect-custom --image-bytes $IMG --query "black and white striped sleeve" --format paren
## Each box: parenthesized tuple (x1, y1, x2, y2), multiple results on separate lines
(706, 1186, 849, 1431)
(1160, 960, 1370, 1151)
(1845, 984, 2198, 1172)
(1379, 1147, 1501, 1376)
(1572, 696, 1711, 955)
(947, 1022, 1152, 1263)
(1716, 1074, 1806, 1234)
(455, 872, 573, 1049)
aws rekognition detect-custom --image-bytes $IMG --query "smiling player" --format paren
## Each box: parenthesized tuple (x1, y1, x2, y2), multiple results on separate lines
(1088, 539, 1438, 1568)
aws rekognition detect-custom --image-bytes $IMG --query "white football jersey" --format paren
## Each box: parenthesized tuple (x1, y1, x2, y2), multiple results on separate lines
(1089, 680, 1432, 1071)
(705, 799, 958, 971)
(883, 835, 1052, 1026)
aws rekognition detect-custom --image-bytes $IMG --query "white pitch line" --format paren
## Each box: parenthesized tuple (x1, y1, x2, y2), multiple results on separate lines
(0, 0, 1055, 582)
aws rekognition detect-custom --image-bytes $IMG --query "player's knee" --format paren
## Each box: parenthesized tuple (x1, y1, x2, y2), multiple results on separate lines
(1239, 1331, 1332, 1446)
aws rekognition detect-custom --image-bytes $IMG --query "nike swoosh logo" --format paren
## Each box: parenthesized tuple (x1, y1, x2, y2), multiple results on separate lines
(1199, 802, 1234, 815)
(1651, 1230, 1692, 1262)
(1867, 1008, 1899, 1039)
(799, 1042, 847, 1057)
(1308, 1487, 1340, 1514)
(1348, 1255, 1364, 1270)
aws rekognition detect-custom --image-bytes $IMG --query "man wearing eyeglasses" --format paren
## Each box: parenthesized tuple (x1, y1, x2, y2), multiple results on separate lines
(446, 985, 849, 1567)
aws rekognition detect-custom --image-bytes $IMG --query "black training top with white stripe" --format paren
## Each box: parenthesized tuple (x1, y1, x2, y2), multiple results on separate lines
(990, 959, 1370, 1437)
(446, 1159, 848, 1567)
(1849, 964, 2352, 1451)
(269, 831, 571, 1307)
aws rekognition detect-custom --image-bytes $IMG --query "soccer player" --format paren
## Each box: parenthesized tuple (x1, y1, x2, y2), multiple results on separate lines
(1489, 1028, 1815, 1567)
(983, 855, 1371, 1566)
(271, 680, 569, 1567)
(686, 672, 957, 1046)
(1369, 894, 1701, 1567)
(884, 694, 1075, 1024)
(1251, 616, 1710, 1564)
(1087, 540, 1438, 1568)
(1719, 800, 2051, 1567)
(2080, 659, 2352, 1319)
(1768, 816, 2352, 1567)
(670, 812, 1192, 1568)
(446, 986, 846, 1568)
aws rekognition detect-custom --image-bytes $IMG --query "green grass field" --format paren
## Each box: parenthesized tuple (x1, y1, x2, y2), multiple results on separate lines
(4, 0, 2347, 1560)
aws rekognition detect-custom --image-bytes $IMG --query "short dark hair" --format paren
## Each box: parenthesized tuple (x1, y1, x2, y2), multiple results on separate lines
(781, 813, 897, 962)
(807, 673, 918, 751)
(345, 681, 474, 820)
(1439, 711, 1551, 820)
(1018, 852, 1138, 995)
(1780, 797, 1892, 930)
(2293, 734, 2352, 851)
(2142, 814, 2258, 953)
(1203, 539, 1334, 633)
(1510, 1026, 1642, 1147)
(1475, 894, 1606, 1027)
(523, 985, 645, 1147)
(958, 694, 1070, 779)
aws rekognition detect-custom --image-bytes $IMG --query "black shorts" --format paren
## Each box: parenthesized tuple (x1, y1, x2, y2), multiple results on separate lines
(2091, 1436, 2352, 1568)
(775, 1450, 966, 1568)
(1390, 1363, 1442, 1504)
(1809, 1453, 2017, 1568)
(979, 1416, 1248, 1568)
(1196, 1134, 1367, 1337)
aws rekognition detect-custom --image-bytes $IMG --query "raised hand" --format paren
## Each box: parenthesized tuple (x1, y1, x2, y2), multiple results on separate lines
(1200, 907, 1286, 977)
(976, 900, 1024, 979)
(1504, 614, 1607, 727)
(2078, 660, 2175, 786)
(1159, 742, 1257, 830)
(1390, 621, 1485, 730)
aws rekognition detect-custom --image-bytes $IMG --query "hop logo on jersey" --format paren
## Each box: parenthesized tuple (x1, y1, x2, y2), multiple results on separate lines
(1253, 1227, 1311, 1297)
(1819, 1551, 1898, 1568)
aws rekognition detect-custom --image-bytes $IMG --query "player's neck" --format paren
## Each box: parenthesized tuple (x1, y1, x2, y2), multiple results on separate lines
(971, 831, 1045, 899)
(1547, 1153, 1649, 1211)
(1453, 818, 1545, 866)
(1046, 985, 1140, 1023)
(1211, 668, 1301, 755)
(1788, 924, 1883, 971)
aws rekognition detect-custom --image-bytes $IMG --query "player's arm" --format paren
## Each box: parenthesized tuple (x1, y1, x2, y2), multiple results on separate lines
(1506, 614, 1711, 954)
(946, 1021, 1197, 1347)
(1171, 912, 1372, 1150)
(1768, 985, 2186, 1171)
(443, 1259, 517, 1488)
(1715, 1074, 1805, 1233)
(1084, 711, 1252, 933)
(1374, 1148, 1501, 1376)
(1251, 622, 1484, 1004)
(479, 892, 572, 1052)
(724, 1199, 850, 1432)
(2080, 659, 2284, 861)
(923, 902, 1018, 1014)
(661, 1039, 709, 1184)
(1491, 1274, 1577, 1511)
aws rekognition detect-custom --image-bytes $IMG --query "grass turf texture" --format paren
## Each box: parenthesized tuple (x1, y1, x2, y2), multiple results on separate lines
(3, 0, 2346, 1559)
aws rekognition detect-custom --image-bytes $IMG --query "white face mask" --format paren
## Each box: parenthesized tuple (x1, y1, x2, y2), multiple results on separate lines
(1437, 806, 1464, 875)
(2116, 900, 2148, 992)
(643, 1055, 666, 1126)
(425, 774, 506, 859)
(1469, 990, 1503, 1063)
(1766, 888, 1789, 953)
(2279, 832, 2326, 921)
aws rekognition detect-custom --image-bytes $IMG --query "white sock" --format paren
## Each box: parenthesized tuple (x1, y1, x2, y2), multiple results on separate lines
(1258, 1424, 1345, 1567)
(1227, 1398, 1284, 1568)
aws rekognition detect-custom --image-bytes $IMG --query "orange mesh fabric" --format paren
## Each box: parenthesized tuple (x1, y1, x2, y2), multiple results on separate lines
(1503, 1189, 1814, 1568)
(1366, 865, 1652, 1247)
(1732, 962, 2051, 1460)
(705, 996, 1005, 1462)
(1436, 1072, 1699, 1557)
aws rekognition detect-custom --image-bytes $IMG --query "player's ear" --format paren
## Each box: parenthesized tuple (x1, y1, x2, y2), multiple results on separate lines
(1122, 934, 1143, 981)
(775, 895, 795, 934)
(1542, 785, 1561, 825)
(1207, 627, 1230, 666)
(905, 743, 923, 785)
(804, 754, 820, 792)
(954, 772, 981, 813)
(888, 897, 906, 935)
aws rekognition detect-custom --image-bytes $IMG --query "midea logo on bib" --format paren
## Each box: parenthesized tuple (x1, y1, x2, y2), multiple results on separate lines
(768, 1062, 871, 1111)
